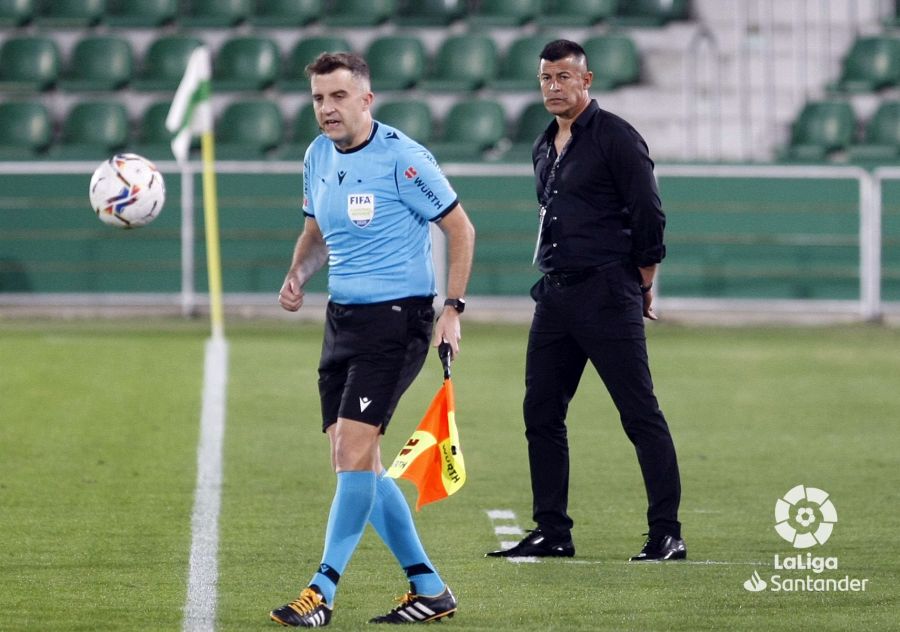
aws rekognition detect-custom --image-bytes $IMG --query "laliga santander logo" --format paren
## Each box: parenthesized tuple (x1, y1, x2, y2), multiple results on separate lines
(774, 485, 838, 549)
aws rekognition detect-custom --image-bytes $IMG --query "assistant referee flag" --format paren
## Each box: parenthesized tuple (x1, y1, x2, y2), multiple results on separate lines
(387, 344, 466, 510)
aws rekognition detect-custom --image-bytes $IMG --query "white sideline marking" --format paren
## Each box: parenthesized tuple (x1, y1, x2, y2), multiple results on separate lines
(494, 525, 524, 536)
(182, 337, 229, 632)
(486, 509, 517, 521)
(485, 509, 539, 563)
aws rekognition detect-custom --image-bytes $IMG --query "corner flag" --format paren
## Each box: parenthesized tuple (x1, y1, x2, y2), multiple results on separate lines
(166, 46, 212, 164)
(165, 45, 225, 340)
(387, 344, 466, 510)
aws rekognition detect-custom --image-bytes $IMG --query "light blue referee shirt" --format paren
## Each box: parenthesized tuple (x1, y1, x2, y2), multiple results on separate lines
(302, 121, 459, 304)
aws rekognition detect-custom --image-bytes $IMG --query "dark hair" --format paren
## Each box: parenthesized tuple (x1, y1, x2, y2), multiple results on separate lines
(539, 39, 588, 67)
(305, 51, 370, 81)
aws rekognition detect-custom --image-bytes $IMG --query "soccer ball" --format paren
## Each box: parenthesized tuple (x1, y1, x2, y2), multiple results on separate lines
(89, 153, 166, 228)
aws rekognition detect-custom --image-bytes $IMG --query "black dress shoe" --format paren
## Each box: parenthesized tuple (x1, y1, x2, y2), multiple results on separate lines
(629, 534, 686, 561)
(486, 529, 575, 558)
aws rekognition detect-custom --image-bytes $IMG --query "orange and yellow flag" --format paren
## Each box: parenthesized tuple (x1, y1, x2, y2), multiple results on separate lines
(386, 375, 466, 511)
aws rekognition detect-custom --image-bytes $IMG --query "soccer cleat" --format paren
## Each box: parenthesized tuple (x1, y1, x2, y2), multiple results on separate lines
(485, 528, 575, 558)
(369, 585, 457, 624)
(629, 534, 687, 562)
(270, 587, 333, 627)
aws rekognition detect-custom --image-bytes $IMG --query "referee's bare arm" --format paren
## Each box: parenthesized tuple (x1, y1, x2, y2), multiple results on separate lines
(433, 204, 476, 358)
(279, 217, 328, 312)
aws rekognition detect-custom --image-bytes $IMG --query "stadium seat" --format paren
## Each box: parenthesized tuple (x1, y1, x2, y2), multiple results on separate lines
(104, 0, 177, 26)
(213, 36, 280, 91)
(0, 101, 52, 159)
(179, 0, 252, 27)
(829, 37, 900, 93)
(282, 36, 351, 91)
(779, 100, 856, 162)
(500, 101, 552, 162)
(251, 0, 321, 26)
(35, 0, 104, 26)
(537, 0, 616, 26)
(613, 0, 689, 26)
(52, 100, 129, 160)
(468, 0, 541, 27)
(0, 36, 61, 92)
(0, 0, 35, 26)
(60, 36, 134, 92)
(279, 102, 320, 159)
(393, 0, 464, 26)
(374, 100, 433, 143)
(848, 101, 900, 164)
(134, 35, 204, 91)
(583, 35, 641, 90)
(216, 100, 284, 158)
(132, 100, 179, 162)
(420, 35, 498, 92)
(493, 35, 549, 91)
(322, 0, 394, 26)
(366, 36, 426, 91)
(429, 100, 506, 162)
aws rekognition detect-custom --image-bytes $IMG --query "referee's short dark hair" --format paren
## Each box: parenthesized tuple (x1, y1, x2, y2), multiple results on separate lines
(539, 39, 588, 67)
(306, 51, 370, 81)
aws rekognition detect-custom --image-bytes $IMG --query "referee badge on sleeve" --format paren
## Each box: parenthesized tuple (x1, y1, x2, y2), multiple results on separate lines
(347, 193, 375, 227)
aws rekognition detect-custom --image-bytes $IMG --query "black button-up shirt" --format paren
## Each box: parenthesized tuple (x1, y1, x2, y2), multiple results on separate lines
(532, 99, 666, 273)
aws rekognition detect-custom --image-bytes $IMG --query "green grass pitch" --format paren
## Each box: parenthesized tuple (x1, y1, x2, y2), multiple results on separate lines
(1, 320, 898, 631)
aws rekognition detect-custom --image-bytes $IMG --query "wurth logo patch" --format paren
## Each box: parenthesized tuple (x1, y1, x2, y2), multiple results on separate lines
(404, 166, 418, 179)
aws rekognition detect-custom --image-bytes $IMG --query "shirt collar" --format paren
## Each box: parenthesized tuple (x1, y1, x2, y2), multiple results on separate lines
(541, 99, 599, 146)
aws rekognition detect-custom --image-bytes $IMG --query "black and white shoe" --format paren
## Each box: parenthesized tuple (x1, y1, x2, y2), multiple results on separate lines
(270, 586, 332, 627)
(369, 585, 457, 624)
(629, 534, 687, 562)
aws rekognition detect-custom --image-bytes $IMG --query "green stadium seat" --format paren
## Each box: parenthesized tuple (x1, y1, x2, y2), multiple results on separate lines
(52, 100, 129, 160)
(35, 0, 104, 26)
(179, 0, 252, 26)
(468, 0, 541, 27)
(366, 36, 426, 91)
(281, 36, 351, 91)
(322, 0, 394, 26)
(279, 102, 320, 159)
(429, 100, 506, 162)
(216, 100, 284, 158)
(60, 36, 134, 92)
(779, 101, 856, 162)
(213, 36, 280, 91)
(0, 0, 35, 26)
(0, 101, 52, 159)
(251, 0, 321, 26)
(393, 0, 463, 26)
(848, 101, 900, 164)
(613, 0, 689, 26)
(134, 35, 204, 91)
(500, 101, 551, 163)
(829, 37, 900, 93)
(537, 0, 616, 26)
(374, 100, 433, 143)
(0, 36, 61, 92)
(420, 35, 498, 92)
(105, 0, 177, 26)
(493, 35, 549, 91)
(583, 35, 641, 90)
(132, 101, 179, 162)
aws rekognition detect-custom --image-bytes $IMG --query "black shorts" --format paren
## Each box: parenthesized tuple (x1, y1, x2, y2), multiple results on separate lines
(318, 296, 434, 432)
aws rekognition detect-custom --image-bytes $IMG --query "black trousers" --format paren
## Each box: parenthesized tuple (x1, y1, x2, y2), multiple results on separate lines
(523, 262, 682, 539)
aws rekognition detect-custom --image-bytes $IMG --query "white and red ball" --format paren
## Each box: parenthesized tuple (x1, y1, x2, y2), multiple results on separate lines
(89, 153, 165, 228)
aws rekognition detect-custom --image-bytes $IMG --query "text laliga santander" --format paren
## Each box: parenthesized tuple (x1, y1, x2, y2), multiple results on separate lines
(770, 554, 870, 592)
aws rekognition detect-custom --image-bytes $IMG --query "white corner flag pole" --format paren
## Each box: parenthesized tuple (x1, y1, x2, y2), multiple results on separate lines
(166, 46, 225, 340)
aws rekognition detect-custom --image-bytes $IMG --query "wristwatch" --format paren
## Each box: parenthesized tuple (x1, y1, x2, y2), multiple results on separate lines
(443, 298, 466, 314)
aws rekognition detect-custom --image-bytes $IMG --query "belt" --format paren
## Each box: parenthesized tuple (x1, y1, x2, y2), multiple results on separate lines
(544, 261, 622, 287)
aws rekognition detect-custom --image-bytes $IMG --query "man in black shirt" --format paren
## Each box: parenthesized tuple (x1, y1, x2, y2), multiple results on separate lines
(486, 39, 685, 562)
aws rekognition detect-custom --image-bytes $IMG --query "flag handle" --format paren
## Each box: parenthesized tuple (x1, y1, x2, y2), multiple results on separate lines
(438, 342, 452, 379)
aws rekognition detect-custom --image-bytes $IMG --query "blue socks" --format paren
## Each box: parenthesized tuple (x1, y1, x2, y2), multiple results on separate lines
(310, 471, 376, 604)
(368, 472, 445, 596)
